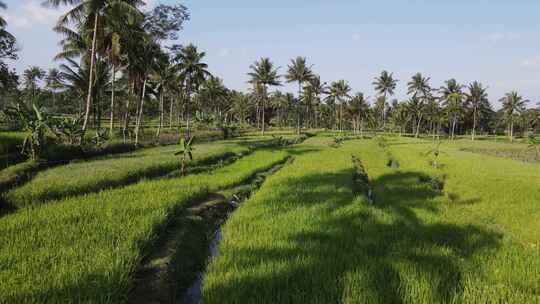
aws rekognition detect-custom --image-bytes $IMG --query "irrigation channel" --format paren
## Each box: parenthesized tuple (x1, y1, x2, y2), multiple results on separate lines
(128, 156, 293, 304)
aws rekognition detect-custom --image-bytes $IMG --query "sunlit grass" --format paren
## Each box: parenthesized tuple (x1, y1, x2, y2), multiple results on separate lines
(0, 149, 288, 303)
(4, 140, 250, 208)
(203, 136, 540, 303)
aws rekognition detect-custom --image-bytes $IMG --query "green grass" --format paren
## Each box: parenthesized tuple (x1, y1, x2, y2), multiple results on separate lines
(0, 149, 289, 303)
(4, 140, 251, 208)
(203, 136, 540, 303)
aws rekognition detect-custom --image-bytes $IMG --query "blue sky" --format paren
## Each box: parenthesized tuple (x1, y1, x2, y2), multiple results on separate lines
(2, 0, 540, 107)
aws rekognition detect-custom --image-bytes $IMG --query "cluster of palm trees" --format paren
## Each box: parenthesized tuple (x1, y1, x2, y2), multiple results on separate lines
(24, 0, 210, 144)
(0, 0, 538, 143)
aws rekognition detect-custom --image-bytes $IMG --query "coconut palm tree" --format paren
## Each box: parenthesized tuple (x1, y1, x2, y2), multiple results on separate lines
(23, 66, 46, 99)
(328, 80, 351, 133)
(440, 79, 464, 140)
(407, 73, 432, 137)
(465, 81, 488, 141)
(305, 75, 327, 128)
(286, 57, 314, 134)
(347, 92, 370, 136)
(0, 1, 18, 61)
(45, 68, 64, 108)
(175, 44, 211, 138)
(45, 0, 144, 137)
(500, 91, 529, 142)
(248, 57, 281, 135)
(372, 70, 398, 127)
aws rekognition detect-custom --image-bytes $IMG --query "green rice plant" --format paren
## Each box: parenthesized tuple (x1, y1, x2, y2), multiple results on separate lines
(0, 149, 289, 303)
(203, 136, 540, 303)
(5, 141, 250, 208)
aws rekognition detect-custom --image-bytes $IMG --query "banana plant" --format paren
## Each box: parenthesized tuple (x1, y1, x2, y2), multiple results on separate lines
(175, 136, 194, 176)
(3, 102, 53, 160)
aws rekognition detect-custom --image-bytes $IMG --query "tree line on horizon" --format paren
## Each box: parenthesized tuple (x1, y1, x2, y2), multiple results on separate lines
(0, 0, 539, 146)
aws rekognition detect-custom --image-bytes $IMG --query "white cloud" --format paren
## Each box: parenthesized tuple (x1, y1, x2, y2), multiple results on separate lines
(520, 56, 540, 68)
(218, 48, 230, 57)
(485, 32, 519, 43)
(3, 1, 62, 29)
(142, 0, 157, 11)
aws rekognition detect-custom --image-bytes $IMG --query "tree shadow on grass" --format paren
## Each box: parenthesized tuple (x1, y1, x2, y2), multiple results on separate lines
(204, 169, 501, 303)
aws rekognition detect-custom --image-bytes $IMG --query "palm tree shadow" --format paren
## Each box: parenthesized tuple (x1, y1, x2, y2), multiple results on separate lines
(204, 169, 502, 303)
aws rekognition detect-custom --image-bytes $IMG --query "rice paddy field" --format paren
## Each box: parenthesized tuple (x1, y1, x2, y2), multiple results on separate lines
(0, 132, 539, 303)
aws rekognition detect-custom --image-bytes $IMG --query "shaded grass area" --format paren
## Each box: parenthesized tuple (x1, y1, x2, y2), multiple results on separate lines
(0, 149, 289, 303)
(203, 137, 540, 303)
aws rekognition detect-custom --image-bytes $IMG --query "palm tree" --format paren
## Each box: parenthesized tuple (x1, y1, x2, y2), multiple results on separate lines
(465, 81, 489, 141)
(500, 91, 529, 142)
(248, 57, 281, 135)
(152, 53, 178, 139)
(286, 57, 314, 134)
(45, 0, 144, 137)
(306, 76, 327, 128)
(347, 92, 369, 136)
(45, 68, 64, 108)
(0, 1, 18, 61)
(23, 66, 46, 98)
(328, 80, 351, 132)
(372, 71, 398, 128)
(407, 73, 432, 137)
(440, 79, 464, 140)
(175, 44, 211, 138)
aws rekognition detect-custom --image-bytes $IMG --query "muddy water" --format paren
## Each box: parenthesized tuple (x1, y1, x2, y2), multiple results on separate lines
(181, 229, 223, 304)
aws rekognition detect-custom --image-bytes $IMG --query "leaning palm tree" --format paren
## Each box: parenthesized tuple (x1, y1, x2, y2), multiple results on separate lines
(175, 44, 211, 138)
(44, 0, 144, 137)
(286, 57, 314, 134)
(465, 81, 488, 141)
(248, 57, 281, 135)
(500, 91, 529, 142)
(328, 80, 351, 133)
(372, 70, 398, 128)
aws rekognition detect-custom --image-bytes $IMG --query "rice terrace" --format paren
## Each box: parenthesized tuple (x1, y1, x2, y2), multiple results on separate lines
(0, 1, 539, 303)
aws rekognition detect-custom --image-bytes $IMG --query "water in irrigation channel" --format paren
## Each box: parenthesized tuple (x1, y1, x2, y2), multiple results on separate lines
(182, 229, 223, 304)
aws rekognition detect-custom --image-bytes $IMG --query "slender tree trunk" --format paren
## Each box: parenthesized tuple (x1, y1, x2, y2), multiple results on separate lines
(510, 120, 514, 142)
(156, 89, 164, 139)
(261, 85, 266, 135)
(109, 65, 115, 136)
(185, 80, 192, 139)
(169, 97, 174, 129)
(81, 13, 99, 139)
(297, 81, 302, 135)
(415, 113, 423, 138)
(123, 81, 134, 143)
(134, 77, 148, 145)
(472, 104, 477, 141)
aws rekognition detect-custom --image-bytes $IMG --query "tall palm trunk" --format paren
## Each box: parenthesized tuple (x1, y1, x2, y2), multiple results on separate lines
(134, 77, 148, 145)
(297, 81, 302, 135)
(109, 65, 115, 136)
(261, 85, 267, 135)
(472, 103, 477, 141)
(81, 13, 99, 139)
(415, 113, 423, 138)
(185, 80, 192, 138)
(169, 97, 174, 129)
(123, 81, 134, 143)
(156, 89, 164, 139)
(510, 119, 514, 142)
